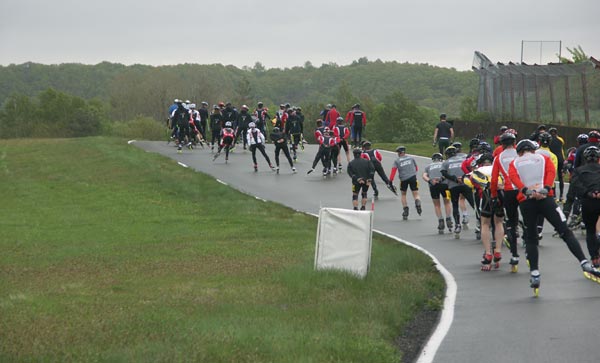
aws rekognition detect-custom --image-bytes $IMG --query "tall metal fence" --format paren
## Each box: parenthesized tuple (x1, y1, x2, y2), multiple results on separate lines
(472, 51, 600, 126)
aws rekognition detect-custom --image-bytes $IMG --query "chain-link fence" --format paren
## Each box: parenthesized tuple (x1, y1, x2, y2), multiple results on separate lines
(472, 51, 600, 126)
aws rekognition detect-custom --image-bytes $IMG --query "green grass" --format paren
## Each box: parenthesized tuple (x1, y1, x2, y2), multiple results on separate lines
(0, 137, 444, 363)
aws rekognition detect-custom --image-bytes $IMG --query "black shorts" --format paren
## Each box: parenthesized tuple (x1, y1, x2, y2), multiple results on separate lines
(400, 175, 419, 192)
(429, 182, 449, 200)
(352, 182, 370, 194)
(480, 190, 505, 218)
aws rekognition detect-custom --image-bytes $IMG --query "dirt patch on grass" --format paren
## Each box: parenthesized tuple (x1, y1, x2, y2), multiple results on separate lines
(394, 307, 441, 363)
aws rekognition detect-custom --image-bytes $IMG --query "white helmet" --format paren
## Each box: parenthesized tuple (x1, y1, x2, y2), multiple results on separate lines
(248, 122, 256, 128)
(225, 121, 232, 127)
(189, 103, 196, 109)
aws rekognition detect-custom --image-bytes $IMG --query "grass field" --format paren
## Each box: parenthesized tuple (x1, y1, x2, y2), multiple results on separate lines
(0, 137, 444, 363)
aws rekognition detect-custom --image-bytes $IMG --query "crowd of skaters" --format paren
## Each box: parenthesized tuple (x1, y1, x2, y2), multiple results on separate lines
(168, 99, 600, 293)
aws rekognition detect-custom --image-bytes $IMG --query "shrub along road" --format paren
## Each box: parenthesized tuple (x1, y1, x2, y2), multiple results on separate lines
(135, 140, 600, 363)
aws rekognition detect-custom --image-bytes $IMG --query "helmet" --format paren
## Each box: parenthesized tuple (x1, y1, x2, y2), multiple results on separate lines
(362, 140, 372, 148)
(189, 103, 196, 109)
(213, 105, 219, 110)
(537, 124, 547, 131)
(432, 153, 443, 161)
(548, 127, 558, 133)
(296, 107, 302, 112)
(499, 132, 516, 145)
(476, 152, 494, 165)
(499, 125, 508, 133)
(224, 121, 232, 127)
(257, 101, 264, 107)
(577, 133, 589, 145)
(285, 103, 291, 108)
(538, 132, 552, 146)
(588, 130, 600, 142)
(248, 122, 256, 128)
(185, 100, 191, 104)
(583, 146, 600, 162)
(326, 104, 332, 108)
(336, 117, 344, 123)
(272, 127, 280, 133)
(452, 141, 462, 150)
(396, 146, 406, 153)
(444, 145, 457, 157)
(440, 113, 447, 119)
(174, 98, 182, 103)
(218, 101, 225, 107)
(201, 101, 208, 106)
(516, 139, 537, 153)
(241, 105, 249, 111)
(478, 141, 492, 153)
(353, 103, 360, 109)
(352, 148, 363, 156)
(505, 128, 518, 137)
(469, 138, 480, 149)
(323, 127, 330, 134)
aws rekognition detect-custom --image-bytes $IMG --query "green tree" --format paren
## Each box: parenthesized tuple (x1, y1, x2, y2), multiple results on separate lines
(558, 45, 588, 63)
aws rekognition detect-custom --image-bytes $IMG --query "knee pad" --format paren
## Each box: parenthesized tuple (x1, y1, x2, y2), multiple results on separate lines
(352, 194, 359, 201)
(361, 192, 368, 199)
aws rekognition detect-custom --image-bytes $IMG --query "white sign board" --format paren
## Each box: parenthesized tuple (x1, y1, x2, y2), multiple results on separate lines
(314, 208, 373, 278)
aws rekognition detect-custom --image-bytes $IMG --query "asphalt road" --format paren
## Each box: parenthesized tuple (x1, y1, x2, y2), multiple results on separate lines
(133, 140, 600, 363)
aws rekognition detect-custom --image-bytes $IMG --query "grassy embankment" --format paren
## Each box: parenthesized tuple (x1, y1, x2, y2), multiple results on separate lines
(0, 137, 444, 362)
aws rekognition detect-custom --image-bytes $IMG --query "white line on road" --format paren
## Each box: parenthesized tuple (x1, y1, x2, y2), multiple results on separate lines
(178, 162, 188, 168)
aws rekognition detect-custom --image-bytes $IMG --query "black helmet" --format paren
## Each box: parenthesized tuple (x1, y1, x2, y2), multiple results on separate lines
(499, 125, 508, 133)
(516, 139, 537, 153)
(577, 133, 589, 145)
(478, 141, 492, 153)
(396, 146, 406, 153)
(476, 152, 494, 165)
(352, 148, 363, 157)
(444, 145, 457, 157)
(440, 113, 447, 119)
(537, 124, 547, 131)
(499, 132, 516, 145)
(257, 101, 264, 107)
(548, 127, 558, 133)
(538, 132, 552, 146)
(353, 103, 360, 109)
(336, 117, 344, 123)
(452, 141, 462, 150)
(362, 140, 372, 148)
(588, 130, 600, 141)
(272, 127, 280, 133)
(583, 146, 600, 162)
(469, 138, 480, 149)
(296, 107, 302, 112)
(432, 153, 443, 161)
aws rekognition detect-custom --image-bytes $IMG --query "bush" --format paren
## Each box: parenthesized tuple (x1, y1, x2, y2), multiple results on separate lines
(102, 116, 167, 140)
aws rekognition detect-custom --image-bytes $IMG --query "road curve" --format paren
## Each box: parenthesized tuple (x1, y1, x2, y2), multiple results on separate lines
(133, 140, 600, 363)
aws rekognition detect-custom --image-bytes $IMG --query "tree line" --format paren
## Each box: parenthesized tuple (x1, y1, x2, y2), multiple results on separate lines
(0, 58, 479, 141)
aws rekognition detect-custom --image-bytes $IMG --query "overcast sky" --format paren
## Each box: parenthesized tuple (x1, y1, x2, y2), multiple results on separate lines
(1, 0, 598, 71)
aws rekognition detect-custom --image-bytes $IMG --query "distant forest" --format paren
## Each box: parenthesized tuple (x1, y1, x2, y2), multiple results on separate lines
(0, 58, 480, 141)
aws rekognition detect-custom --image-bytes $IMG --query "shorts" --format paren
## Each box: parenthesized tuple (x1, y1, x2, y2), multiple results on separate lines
(352, 182, 370, 194)
(400, 175, 419, 192)
(429, 182, 449, 200)
(480, 190, 505, 218)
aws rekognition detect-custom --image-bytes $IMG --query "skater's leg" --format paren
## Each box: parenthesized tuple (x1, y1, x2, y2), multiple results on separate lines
(519, 200, 540, 271)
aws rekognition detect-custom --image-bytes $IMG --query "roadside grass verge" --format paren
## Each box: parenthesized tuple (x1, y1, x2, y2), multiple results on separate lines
(0, 137, 444, 363)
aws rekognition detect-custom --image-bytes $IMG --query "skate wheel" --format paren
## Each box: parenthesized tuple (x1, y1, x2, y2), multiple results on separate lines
(454, 234, 460, 239)
(533, 288, 539, 297)
(511, 265, 518, 273)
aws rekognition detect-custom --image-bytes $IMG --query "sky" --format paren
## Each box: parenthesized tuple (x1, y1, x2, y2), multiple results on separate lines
(1, 0, 598, 71)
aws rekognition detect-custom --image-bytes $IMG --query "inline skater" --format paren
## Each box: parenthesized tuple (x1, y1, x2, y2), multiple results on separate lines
(568, 146, 600, 267)
(247, 122, 275, 172)
(361, 141, 396, 198)
(574, 130, 600, 168)
(333, 117, 351, 170)
(423, 153, 453, 233)
(548, 127, 566, 202)
(491, 131, 521, 272)
(389, 146, 421, 220)
(198, 102, 209, 142)
(285, 108, 303, 162)
(213, 121, 235, 163)
(441, 145, 475, 238)
(507, 139, 600, 296)
(347, 148, 375, 210)
(347, 104, 367, 148)
(209, 105, 223, 151)
(563, 133, 590, 228)
(307, 127, 337, 177)
(171, 100, 192, 153)
(235, 105, 253, 150)
(254, 102, 270, 138)
(269, 126, 296, 174)
(467, 153, 505, 271)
